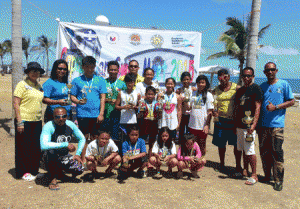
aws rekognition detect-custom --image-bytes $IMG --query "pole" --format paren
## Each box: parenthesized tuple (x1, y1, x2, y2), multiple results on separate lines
(11, 0, 23, 135)
(246, 0, 262, 73)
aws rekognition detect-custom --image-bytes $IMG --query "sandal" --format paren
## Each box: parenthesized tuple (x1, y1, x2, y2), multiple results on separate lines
(22, 173, 36, 182)
(245, 177, 257, 185)
(49, 182, 60, 190)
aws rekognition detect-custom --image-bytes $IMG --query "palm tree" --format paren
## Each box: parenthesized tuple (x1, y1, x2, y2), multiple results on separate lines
(31, 35, 55, 75)
(207, 16, 271, 72)
(22, 36, 31, 65)
(0, 42, 7, 68)
(3, 40, 12, 60)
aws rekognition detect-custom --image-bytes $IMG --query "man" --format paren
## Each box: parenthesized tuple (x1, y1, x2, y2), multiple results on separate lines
(233, 67, 263, 185)
(102, 60, 126, 142)
(71, 56, 107, 159)
(40, 107, 86, 190)
(119, 60, 144, 88)
(258, 62, 294, 191)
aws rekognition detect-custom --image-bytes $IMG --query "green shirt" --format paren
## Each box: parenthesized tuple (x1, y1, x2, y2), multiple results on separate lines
(105, 78, 127, 118)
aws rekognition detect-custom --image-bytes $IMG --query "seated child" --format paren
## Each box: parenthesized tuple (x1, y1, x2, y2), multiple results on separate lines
(149, 127, 178, 178)
(85, 131, 121, 176)
(177, 133, 206, 179)
(119, 125, 147, 179)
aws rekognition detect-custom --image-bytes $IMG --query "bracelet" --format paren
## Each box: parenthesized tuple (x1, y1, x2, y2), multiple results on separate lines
(17, 121, 24, 127)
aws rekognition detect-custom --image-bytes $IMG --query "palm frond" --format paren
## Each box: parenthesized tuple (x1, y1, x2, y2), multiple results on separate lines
(258, 24, 271, 40)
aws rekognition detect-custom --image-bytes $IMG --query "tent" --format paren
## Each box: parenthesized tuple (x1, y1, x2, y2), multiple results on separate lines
(196, 65, 240, 87)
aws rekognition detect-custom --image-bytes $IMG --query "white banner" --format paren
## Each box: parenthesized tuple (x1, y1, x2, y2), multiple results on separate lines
(56, 22, 202, 82)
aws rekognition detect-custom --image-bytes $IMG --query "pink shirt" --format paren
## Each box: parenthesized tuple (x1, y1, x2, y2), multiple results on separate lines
(177, 142, 202, 161)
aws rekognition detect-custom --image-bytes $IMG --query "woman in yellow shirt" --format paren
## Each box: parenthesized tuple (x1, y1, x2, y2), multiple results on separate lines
(212, 69, 242, 177)
(13, 62, 44, 181)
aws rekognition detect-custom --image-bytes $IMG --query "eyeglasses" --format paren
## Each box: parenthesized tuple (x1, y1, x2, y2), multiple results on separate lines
(54, 114, 67, 119)
(129, 65, 139, 68)
(57, 67, 68, 71)
(218, 74, 229, 79)
(264, 68, 276, 73)
(242, 74, 253, 78)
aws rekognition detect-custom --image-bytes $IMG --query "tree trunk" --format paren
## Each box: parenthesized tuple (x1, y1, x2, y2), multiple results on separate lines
(246, 0, 262, 74)
(46, 49, 49, 76)
(237, 57, 245, 86)
(11, 0, 23, 135)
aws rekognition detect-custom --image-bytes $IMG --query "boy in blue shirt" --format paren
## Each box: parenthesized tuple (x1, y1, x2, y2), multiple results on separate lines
(118, 125, 147, 180)
(71, 56, 107, 160)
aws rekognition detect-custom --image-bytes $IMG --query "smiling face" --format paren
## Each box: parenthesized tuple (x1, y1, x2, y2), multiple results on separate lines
(53, 108, 67, 126)
(145, 90, 155, 102)
(144, 69, 154, 83)
(83, 64, 96, 78)
(242, 69, 254, 87)
(182, 76, 191, 88)
(161, 131, 169, 143)
(196, 79, 207, 92)
(128, 61, 139, 75)
(165, 79, 175, 93)
(218, 73, 230, 85)
(108, 64, 119, 79)
(264, 63, 278, 80)
(27, 69, 40, 82)
(97, 132, 110, 147)
(56, 63, 68, 80)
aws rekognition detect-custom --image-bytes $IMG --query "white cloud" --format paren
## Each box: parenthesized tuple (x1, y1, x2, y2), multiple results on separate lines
(259, 46, 299, 55)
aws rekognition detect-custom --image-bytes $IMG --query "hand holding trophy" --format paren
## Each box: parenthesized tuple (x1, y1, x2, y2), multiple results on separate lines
(242, 111, 254, 142)
(66, 83, 73, 105)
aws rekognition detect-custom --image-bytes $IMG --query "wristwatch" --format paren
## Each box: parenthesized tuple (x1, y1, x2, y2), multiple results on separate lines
(275, 105, 279, 110)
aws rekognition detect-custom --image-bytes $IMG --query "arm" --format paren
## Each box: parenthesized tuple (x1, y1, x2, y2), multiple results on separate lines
(97, 93, 106, 123)
(176, 94, 182, 129)
(102, 152, 118, 166)
(249, 100, 261, 134)
(194, 143, 202, 159)
(13, 96, 24, 133)
(204, 109, 213, 134)
(40, 123, 69, 151)
(43, 97, 68, 106)
(69, 121, 86, 155)
(130, 139, 147, 160)
(267, 99, 295, 112)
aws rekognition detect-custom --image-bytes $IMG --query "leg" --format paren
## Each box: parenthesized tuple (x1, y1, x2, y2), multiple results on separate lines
(177, 161, 188, 178)
(44, 150, 63, 190)
(106, 155, 122, 173)
(234, 146, 243, 172)
(218, 147, 226, 167)
(271, 128, 284, 190)
(258, 128, 273, 181)
(29, 121, 42, 176)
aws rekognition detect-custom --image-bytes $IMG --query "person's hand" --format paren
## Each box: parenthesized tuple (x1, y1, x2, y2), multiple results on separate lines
(58, 99, 69, 106)
(78, 99, 87, 105)
(189, 157, 195, 164)
(123, 104, 131, 110)
(266, 101, 276, 112)
(176, 88, 183, 94)
(68, 143, 76, 152)
(203, 125, 209, 135)
(86, 156, 95, 162)
(17, 125, 24, 133)
(73, 155, 83, 164)
(164, 156, 170, 162)
(97, 114, 104, 123)
(247, 125, 255, 135)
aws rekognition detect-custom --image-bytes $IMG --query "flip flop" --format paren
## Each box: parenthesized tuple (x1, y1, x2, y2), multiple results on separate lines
(22, 173, 36, 182)
(49, 183, 60, 191)
(245, 177, 257, 185)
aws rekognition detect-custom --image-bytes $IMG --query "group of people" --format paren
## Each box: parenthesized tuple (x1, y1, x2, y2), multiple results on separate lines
(13, 56, 294, 192)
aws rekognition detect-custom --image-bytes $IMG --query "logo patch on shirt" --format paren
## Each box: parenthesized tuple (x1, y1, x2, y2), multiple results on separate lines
(277, 88, 282, 93)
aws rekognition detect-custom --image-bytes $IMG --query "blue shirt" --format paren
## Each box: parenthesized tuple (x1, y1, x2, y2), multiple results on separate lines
(260, 79, 294, 128)
(43, 78, 72, 116)
(71, 75, 107, 118)
(122, 138, 147, 155)
(40, 120, 86, 156)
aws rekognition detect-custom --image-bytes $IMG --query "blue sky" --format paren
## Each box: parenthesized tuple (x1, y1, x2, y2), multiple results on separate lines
(1, 0, 299, 78)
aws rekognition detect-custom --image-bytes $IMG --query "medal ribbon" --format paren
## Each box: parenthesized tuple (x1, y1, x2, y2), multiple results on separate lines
(84, 75, 94, 92)
(146, 100, 156, 119)
(164, 92, 174, 105)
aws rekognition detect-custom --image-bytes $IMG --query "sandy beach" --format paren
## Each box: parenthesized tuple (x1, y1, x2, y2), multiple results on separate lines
(0, 74, 299, 208)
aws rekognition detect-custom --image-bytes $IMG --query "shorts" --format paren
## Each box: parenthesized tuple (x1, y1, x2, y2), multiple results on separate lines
(77, 118, 101, 136)
(212, 117, 237, 148)
(236, 128, 256, 155)
(189, 128, 208, 140)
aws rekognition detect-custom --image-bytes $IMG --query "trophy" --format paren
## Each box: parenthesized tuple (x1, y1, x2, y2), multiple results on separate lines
(81, 88, 87, 104)
(139, 99, 147, 112)
(213, 95, 219, 122)
(160, 148, 168, 166)
(127, 94, 134, 107)
(106, 87, 113, 103)
(123, 152, 131, 168)
(183, 89, 191, 103)
(66, 83, 73, 105)
(91, 148, 103, 164)
(242, 111, 254, 142)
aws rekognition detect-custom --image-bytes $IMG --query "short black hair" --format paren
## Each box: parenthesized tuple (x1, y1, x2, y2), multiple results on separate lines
(242, 67, 255, 76)
(165, 77, 176, 85)
(180, 72, 191, 82)
(145, 86, 156, 94)
(82, 56, 96, 66)
(264, 62, 277, 69)
(129, 60, 139, 66)
(107, 60, 119, 69)
(217, 68, 229, 77)
(127, 125, 140, 135)
(97, 130, 111, 137)
(143, 67, 154, 76)
(50, 59, 69, 83)
(124, 72, 137, 83)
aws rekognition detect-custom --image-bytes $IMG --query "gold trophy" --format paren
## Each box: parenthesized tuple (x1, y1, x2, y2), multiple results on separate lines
(183, 89, 191, 102)
(106, 87, 113, 103)
(66, 83, 73, 105)
(123, 152, 131, 168)
(81, 88, 87, 104)
(242, 111, 254, 142)
(160, 149, 168, 166)
(213, 95, 219, 122)
(139, 99, 146, 112)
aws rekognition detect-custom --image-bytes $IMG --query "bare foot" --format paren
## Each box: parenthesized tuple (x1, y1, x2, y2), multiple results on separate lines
(49, 178, 60, 190)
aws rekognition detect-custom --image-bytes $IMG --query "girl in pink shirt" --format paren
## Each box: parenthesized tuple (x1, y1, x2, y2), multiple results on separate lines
(177, 133, 206, 178)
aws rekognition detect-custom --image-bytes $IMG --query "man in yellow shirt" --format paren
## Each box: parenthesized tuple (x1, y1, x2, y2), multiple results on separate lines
(119, 60, 144, 89)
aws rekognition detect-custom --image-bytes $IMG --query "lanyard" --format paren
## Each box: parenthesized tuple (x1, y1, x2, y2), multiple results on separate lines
(84, 75, 94, 92)
(97, 141, 108, 157)
(146, 99, 156, 117)
(165, 92, 174, 104)
(129, 142, 138, 156)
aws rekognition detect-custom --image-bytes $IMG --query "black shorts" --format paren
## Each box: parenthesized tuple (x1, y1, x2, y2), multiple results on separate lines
(77, 118, 101, 136)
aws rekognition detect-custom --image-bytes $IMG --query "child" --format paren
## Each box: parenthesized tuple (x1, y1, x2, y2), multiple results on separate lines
(137, 86, 160, 152)
(158, 78, 182, 142)
(115, 73, 139, 142)
(119, 125, 147, 180)
(177, 133, 206, 178)
(188, 75, 213, 156)
(149, 127, 178, 178)
(85, 131, 121, 176)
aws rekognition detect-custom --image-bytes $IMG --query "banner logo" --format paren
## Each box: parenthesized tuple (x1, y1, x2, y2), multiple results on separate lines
(171, 35, 194, 48)
(151, 35, 164, 48)
(107, 32, 119, 44)
(129, 34, 141, 46)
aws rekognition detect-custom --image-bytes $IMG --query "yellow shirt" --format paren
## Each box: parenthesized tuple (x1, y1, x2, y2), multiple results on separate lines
(214, 82, 237, 119)
(118, 74, 144, 89)
(14, 79, 44, 121)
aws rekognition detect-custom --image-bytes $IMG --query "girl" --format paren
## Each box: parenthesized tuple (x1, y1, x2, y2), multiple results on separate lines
(85, 131, 121, 176)
(188, 75, 214, 157)
(135, 68, 159, 99)
(177, 133, 206, 178)
(149, 127, 178, 178)
(177, 72, 194, 141)
(158, 78, 182, 142)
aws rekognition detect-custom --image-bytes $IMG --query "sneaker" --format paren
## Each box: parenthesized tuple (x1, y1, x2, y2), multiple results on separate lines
(274, 182, 283, 191)
(22, 173, 37, 182)
(153, 171, 163, 178)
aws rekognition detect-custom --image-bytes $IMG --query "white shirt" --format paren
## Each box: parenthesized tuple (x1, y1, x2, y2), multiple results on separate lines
(188, 91, 214, 130)
(120, 90, 138, 124)
(180, 86, 193, 115)
(158, 92, 178, 130)
(152, 140, 176, 156)
(135, 81, 159, 98)
(86, 139, 118, 158)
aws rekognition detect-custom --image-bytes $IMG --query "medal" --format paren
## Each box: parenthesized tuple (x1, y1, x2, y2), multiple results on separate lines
(84, 75, 94, 94)
(164, 93, 174, 110)
(193, 91, 202, 109)
(194, 105, 201, 109)
(166, 102, 170, 110)
(146, 100, 156, 120)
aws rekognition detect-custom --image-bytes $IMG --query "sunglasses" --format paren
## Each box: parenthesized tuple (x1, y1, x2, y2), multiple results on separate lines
(129, 65, 139, 68)
(54, 114, 67, 119)
(242, 74, 253, 78)
(57, 67, 68, 71)
(218, 74, 229, 79)
(264, 68, 276, 73)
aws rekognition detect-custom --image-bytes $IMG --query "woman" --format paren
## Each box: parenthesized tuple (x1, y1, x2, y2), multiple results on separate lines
(13, 62, 45, 181)
(158, 77, 182, 142)
(212, 69, 242, 175)
(135, 67, 159, 99)
(43, 59, 70, 123)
